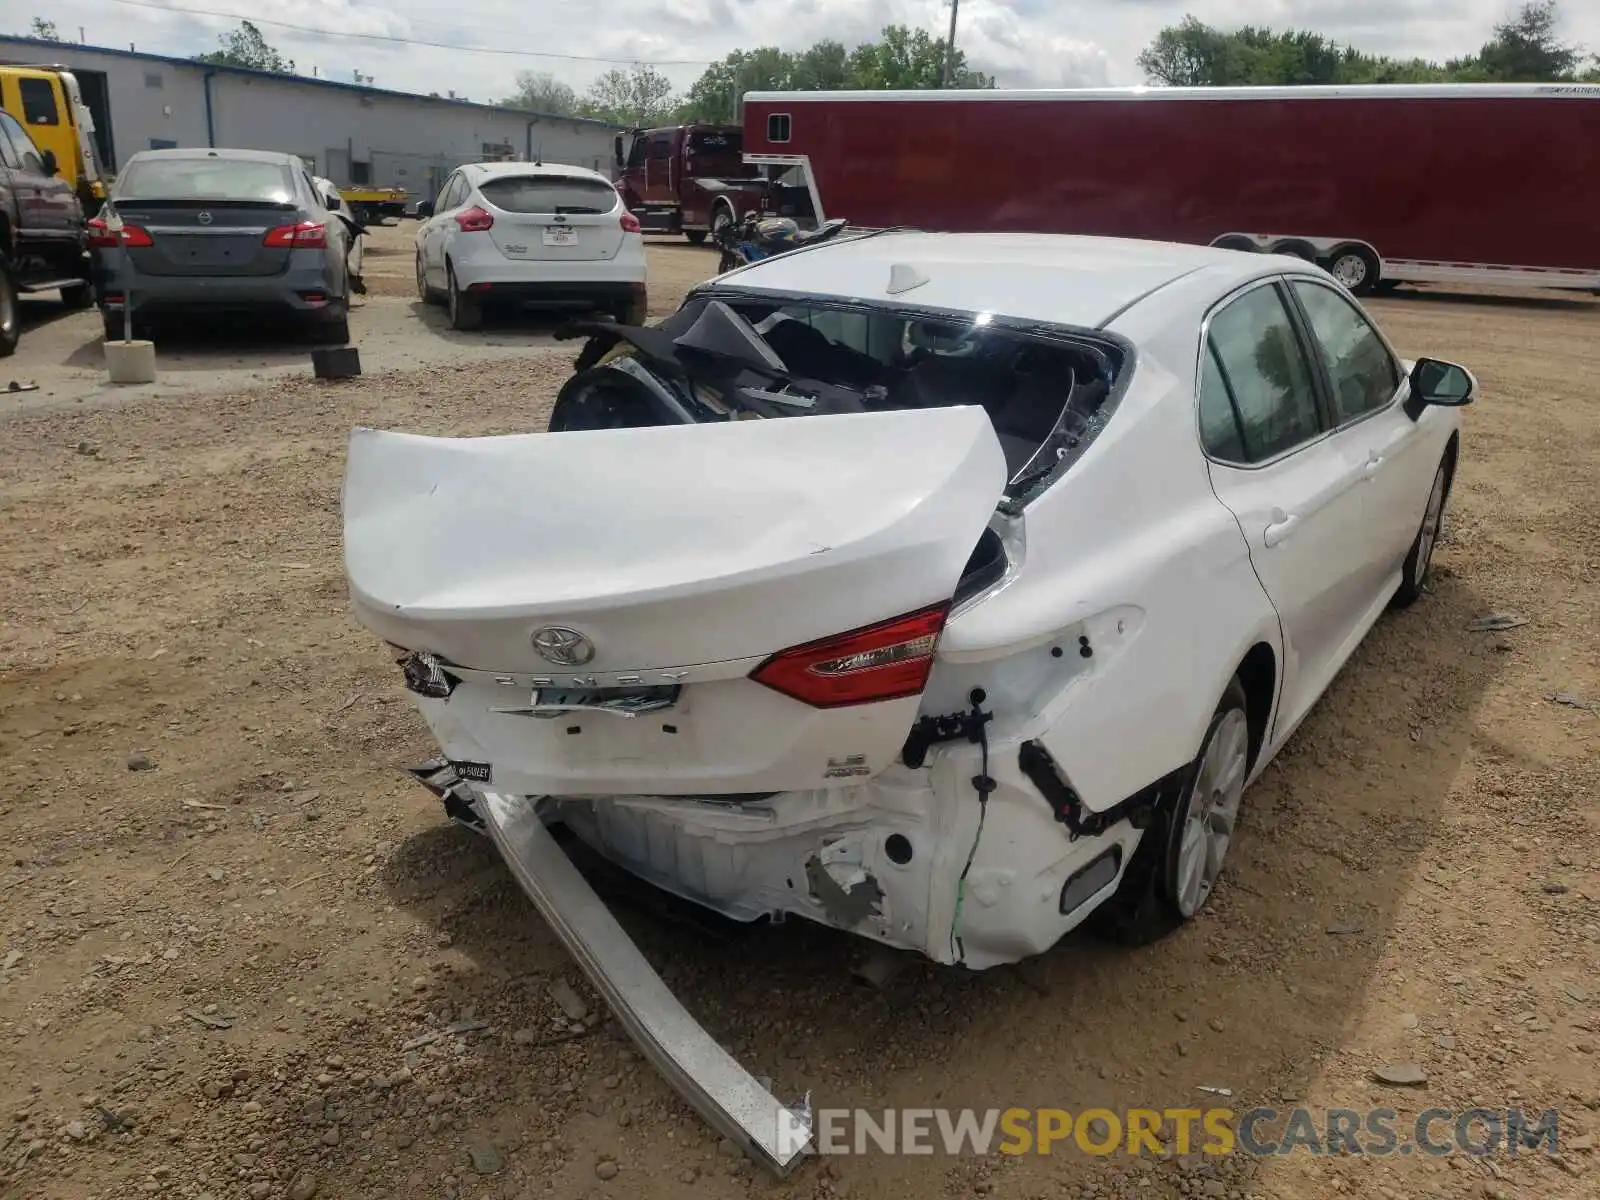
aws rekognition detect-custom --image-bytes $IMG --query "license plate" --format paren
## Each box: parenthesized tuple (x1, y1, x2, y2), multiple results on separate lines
(542, 227, 578, 247)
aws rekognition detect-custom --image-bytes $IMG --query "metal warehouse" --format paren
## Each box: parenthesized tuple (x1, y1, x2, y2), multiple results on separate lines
(0, 35, 623, 204)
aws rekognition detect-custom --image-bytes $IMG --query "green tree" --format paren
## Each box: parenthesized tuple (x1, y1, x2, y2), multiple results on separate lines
(502, 71, 579, 116)
(29, 16, 61, 40)
(578, 64, 678, 128)
(680, 47, 796, 123)
(1139, 2, 1590, 87)
(1469, 0, 1585, 79)
(677, 28, 992, 124)
(848, 24, 992, 89)
(195, 20, 295, 73)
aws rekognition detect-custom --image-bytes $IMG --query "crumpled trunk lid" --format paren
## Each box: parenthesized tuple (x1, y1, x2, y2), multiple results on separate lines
(343, 406, 1007, 795)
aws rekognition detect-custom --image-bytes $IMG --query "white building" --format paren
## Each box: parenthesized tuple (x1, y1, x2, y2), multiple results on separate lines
(0, 35, 624, 205)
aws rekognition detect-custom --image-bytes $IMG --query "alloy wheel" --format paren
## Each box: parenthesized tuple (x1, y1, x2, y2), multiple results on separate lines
(1173, 707, 1249, 917)
(1413, 464, 1448, 590)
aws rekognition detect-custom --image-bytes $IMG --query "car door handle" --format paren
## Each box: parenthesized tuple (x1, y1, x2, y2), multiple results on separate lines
(1264, 508, 1300, 548)
(1363, 452, 1385, 477)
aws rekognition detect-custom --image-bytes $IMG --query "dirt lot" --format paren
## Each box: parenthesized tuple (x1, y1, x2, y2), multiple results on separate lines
(1, 228, 1597, 1200)
(5, 223, 712, 411)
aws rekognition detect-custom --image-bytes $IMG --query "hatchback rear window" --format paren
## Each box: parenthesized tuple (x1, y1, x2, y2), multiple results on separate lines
(117, 160, 295, 204)
(478, 176, 618, 215)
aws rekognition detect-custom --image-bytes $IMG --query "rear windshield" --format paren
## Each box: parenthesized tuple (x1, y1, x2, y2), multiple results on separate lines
(117, 159, 295, 204)
(478, 176, 618, 215)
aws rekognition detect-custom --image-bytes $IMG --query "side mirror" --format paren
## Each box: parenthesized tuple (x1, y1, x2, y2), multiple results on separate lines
(1409, 357, 1476, 407)
(613, 135, 625, 168)
(40, 148, 59, 176)
(415, 200, 434, 219)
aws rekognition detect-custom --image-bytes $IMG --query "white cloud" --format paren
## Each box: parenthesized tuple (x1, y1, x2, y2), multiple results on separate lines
(28, 0, 1600, 104)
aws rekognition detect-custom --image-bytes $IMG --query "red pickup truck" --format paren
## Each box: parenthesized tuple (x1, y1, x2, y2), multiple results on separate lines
(612, 123, 814, 246)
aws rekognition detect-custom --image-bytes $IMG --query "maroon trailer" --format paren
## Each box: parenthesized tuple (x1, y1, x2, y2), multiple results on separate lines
(740, 83, 1600, 294)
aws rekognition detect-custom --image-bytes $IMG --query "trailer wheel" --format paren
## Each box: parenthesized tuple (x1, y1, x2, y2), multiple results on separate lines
(1211, 235, 1256, 253)
(684, 230, 708, 246)
(1327, 245, 1381, 296)
(1268, 241, 1316, 262)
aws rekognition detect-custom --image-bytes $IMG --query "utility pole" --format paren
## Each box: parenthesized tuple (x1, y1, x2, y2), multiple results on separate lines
(940, 0, 961, 88)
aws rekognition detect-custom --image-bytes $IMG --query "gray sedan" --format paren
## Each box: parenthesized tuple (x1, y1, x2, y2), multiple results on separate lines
(91, 148, 351, 343)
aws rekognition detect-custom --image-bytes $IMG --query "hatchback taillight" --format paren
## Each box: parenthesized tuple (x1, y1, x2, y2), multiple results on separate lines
(750, 603, 950, 708)
(620, 210, 641, 234)
(87, 217, 153, 248)
(263, 221, 327, 249)
(455, 206, 494, 233)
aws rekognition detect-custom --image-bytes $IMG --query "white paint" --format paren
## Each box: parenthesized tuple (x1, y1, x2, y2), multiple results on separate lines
(414, 161, 646, 296)
(344, 231, 1467, 969)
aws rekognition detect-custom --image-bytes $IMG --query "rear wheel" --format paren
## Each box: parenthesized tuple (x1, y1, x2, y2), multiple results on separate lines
(0, 261, 18, 357)
(710, 203, 736, 247)
(446, 264, 481, 332)
(1327, 245, 1381, 296)
(60, 280, 95, 310)
(311, 313, 351, 345)
(684, 230, 708, 246)
(1093, 679, 1251, 946)
(613, 292, 648, 326)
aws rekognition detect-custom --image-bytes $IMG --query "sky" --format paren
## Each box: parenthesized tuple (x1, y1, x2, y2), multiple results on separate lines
(15, 0, 1598, 105)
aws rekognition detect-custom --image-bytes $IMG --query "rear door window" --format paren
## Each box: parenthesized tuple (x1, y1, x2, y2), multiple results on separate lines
(478, 175, 618, 215)
(1203, 283, 1324, 464)
(118, 158, 295, 203)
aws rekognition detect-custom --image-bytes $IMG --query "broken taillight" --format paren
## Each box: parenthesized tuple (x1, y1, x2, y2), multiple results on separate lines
(751, 603, 950, 708)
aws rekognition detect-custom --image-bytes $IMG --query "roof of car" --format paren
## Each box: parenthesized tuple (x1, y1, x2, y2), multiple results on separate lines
(122, 147, 304, 166)
(460, 161, 614, 184)
(714, 232, 1293, 329)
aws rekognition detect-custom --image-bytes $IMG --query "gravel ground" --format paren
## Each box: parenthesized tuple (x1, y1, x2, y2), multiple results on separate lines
(0, 258, 1597, 1200)
(4, 224, 716, 413)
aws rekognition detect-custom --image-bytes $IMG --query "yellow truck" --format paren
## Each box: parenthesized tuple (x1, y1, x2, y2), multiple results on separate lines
(0, 63, 107, 207)
(338, 185, 409, 225)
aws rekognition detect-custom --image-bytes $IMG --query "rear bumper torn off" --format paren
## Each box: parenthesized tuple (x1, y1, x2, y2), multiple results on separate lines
(473, 787, 812, 1176)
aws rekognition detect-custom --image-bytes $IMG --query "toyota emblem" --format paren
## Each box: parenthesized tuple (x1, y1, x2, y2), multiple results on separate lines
(531, 626, 595, 667)
(197, 211, 213, 225)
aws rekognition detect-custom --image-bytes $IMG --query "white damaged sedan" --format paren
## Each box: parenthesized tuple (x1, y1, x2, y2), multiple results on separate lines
(344, 232, 1473, 972)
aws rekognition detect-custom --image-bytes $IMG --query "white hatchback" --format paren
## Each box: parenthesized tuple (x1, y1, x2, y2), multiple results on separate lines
(414, 162, 647, 330)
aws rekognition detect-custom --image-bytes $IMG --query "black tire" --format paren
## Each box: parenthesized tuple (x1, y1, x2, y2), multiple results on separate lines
(101, 309, 121, 342)
(0, 261, 18, 358)
(1092, 679, 1251, 947)
(1327, 245, 1381, 296)
(311, 314, 350, 345)
(60, 280, 95, 310)
(1269, 242, 1316, 263)
(684, 230, 708, 246)
(416, 251, 441, 305)
(1392, 453, 1453, 608)
(446, 265, 481, 332)
(1212, 236, 1257, 254)
(613, 293, 648, 326)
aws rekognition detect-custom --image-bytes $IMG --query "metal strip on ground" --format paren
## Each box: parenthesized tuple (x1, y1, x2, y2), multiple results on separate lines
(477, 789, 813, 1176)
